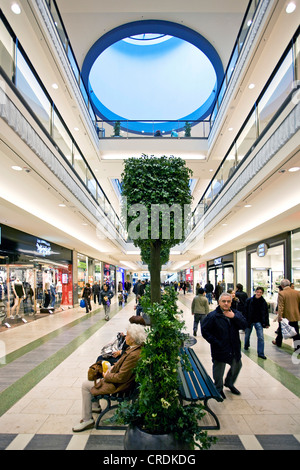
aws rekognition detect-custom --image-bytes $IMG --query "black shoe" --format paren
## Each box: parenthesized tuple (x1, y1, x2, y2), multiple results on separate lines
(219, 390, 226, 399)
(244, 346, 249, 350)
(224, 384, 241, 395)
(258, 355, 267, 360)
(193, 331, 197, 336)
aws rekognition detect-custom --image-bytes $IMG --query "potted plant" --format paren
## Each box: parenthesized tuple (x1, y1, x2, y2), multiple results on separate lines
(184, 121, 191, 137)
(113, 120, 121, 136)
(112, 287, 216, 450)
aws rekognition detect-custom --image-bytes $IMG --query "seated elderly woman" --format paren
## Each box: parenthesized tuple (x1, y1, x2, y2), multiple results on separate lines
(72, 322, 147, 432)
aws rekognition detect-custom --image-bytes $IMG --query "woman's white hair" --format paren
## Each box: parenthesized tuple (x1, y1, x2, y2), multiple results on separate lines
(127, 323, 147, 345)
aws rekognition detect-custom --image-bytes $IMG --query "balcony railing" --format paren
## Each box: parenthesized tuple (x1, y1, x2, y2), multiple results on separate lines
(0, 10, 127, 241)
(186, 27, 300, 236)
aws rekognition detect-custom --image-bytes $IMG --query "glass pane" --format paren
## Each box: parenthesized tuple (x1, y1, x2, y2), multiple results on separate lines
(258, 50, 294, 134)
(97, 187, 105, 210)
(0, 20, 14, 80)
(73, 145, 86, 183)
(236, 109, 257, 164)
(52, 110, 73, 159)
(16, 51, 51, 133)
(226, 44, 238, 84)
(68, 48, 80, 82)
(212, 168, 223, 198)
(50, 5, 68, 50)
(222, 151, 236, 182)
(87, 169, 97, 198)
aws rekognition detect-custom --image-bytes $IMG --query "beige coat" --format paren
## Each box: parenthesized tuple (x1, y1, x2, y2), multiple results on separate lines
(278, 287, 300, 322)
(91, 344, 141, 396)
(191, 294, 210, 315)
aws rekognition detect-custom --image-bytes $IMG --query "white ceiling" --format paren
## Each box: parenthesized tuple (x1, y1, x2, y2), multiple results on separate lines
(0, 0, 299, 273)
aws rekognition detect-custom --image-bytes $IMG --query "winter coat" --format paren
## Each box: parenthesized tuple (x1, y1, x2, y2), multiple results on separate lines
(191, 295, 210, 315)
(244, 295, 269, 327)
(100, 288, 114, 306)
(91, 344, 142, 396)
(278, 286, 300, 322)
(201, 306, 247, 364)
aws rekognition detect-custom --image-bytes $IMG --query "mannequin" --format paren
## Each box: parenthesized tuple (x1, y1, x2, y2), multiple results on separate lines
(50, 283, 56, 308)
(11, 278, 26, 318)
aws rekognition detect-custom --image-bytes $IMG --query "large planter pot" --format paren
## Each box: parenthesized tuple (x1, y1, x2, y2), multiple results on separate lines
(124, 425, 193, 450)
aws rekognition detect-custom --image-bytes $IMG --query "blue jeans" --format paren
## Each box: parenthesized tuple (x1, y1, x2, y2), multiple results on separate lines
(206, 293, 212, 304)
(244, 322, 265, 356)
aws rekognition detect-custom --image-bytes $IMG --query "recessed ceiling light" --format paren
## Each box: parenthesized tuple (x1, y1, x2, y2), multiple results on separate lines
(209, 169, 214, 172)
(244, 204, 252, 208)
(74, 127, 79, 131)
(248, 83, 255, 89)
(11, 165, 22, 171)
(11, 3, 21, 14)
(288, 167, 300, 172)
(82, 223, 88, 226)
(52, 83, 58, 89)
(286, 2, 296, 13)
(58, 203, 66, 207)
(228, 127, 233, 131)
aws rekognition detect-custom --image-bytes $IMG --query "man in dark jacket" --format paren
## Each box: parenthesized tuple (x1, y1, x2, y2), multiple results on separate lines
(244, 287, 269, 359)
(201, 292, 247, 398)
(100, 284, 114, 321)
(235, 283, 248, 314)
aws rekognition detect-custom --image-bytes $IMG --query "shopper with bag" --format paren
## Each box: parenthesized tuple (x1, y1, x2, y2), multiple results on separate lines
(276, 279, 300, 351)
(100, 283, 114, 321)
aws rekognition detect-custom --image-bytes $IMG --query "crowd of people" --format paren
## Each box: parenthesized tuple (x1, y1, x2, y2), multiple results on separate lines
(191, 279, 300, 399)
(74, 276, 299, 430)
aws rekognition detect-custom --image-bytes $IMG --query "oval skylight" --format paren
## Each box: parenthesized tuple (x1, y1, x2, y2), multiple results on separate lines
(82, 20, 224, 134)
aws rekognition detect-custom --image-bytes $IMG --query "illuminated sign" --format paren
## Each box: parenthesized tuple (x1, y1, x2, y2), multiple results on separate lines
(36, 239, 51, 257)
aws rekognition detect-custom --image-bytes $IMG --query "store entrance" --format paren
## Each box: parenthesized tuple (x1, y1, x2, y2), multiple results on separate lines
(250, 244, 284, 304)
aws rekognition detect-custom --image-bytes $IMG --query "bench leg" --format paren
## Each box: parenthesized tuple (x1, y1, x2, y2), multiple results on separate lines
(94, 398, 127, 430)
(200, 398, 221, 430)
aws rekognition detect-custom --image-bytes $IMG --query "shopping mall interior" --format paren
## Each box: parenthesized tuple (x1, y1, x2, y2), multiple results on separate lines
(0, 0, 299, 452)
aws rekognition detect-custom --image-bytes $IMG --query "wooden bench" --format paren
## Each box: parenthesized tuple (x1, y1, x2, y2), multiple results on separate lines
(178, 346, 223, 430)
(92, 386, 137, 430)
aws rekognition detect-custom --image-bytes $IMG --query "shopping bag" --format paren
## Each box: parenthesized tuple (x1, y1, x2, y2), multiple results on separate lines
(281, 318, 297, 339)
(80, 299, 86, 308)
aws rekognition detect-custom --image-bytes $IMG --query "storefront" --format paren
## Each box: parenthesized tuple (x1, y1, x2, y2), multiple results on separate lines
(291, 229, 300, 290)
(207, 253, 234, 293)
(0, 224, 73, 319)
(246, 232, 292, 307)
(116, 267, 125, 290)
(103, 263, 116, 291)
(194, 263, 206, 292)
(185, 267, 194, 292)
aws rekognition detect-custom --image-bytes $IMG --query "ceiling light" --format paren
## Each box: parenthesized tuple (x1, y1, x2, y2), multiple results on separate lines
(74, 127, 79, 131)
(248, 83, 255, 89)
(244, 204, 252, 208)
(11, 165, 22, 171)
(11, 3, 21, 14)
(52, 83, 58, 89)
(58, 203, 66, 207)
(228, 127, 233, 131)
(286, 2, 296, 13)
(288, 167, 300, 172)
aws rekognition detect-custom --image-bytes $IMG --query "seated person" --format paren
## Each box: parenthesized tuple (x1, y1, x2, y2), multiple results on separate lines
(72, 322, 147, 432)
(96, 315, 146, 365)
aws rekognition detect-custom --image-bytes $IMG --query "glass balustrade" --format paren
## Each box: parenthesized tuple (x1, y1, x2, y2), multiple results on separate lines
(0, 11, 126, 241)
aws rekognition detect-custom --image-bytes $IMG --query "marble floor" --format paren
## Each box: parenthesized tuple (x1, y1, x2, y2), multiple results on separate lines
(0, 292, 299, 451)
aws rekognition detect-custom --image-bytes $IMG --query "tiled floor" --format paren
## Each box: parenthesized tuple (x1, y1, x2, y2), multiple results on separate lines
(0, 292, 299, 451)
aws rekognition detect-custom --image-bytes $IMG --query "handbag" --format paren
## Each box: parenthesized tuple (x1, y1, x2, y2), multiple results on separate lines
(80, 299, 86, 308)
(100, 337, 120, 358)
(281, 318, 297, 339)
(88, 361, 103, 382)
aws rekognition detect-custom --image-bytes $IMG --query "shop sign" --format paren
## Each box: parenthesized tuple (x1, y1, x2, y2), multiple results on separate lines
(214, 257, 222, 265)
(36, 239, 51, 257)
(257, 243, 268, 257)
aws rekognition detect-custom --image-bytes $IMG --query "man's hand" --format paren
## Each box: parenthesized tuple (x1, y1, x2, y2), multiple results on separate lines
(223, 309, 235, 319)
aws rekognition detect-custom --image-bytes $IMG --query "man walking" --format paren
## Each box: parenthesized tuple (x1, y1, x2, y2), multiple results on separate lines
(244, 287, 269, 359)
(191, 287, 210, 336)
(204, 280, 214, 304)
(277, 279, 300, 351)
(201, 292, 247, 398)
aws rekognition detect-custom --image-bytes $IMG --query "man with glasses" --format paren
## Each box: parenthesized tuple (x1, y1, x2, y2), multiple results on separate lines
(201, 292, 247, 398)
